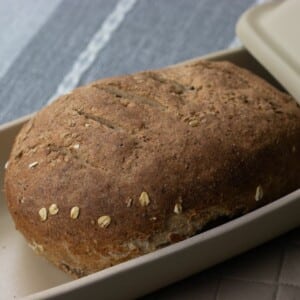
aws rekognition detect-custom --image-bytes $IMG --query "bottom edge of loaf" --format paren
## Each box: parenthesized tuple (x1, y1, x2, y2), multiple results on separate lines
(27, 204, 250, 279)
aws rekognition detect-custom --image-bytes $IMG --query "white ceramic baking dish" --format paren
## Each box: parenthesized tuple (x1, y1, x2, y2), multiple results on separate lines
(1, 45, 299, 300)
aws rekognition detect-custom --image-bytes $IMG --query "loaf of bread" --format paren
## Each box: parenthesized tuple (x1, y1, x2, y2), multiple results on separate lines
(4, 60, 300, 278)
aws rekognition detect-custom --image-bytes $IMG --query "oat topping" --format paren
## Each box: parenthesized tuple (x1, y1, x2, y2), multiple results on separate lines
(174, 203, 183, 214)
(4, 161, 9, 169)
(28, 161, 39, 169)
(188, 119, 199, 127)
(255, 185, 264, 201)
(38, 207, 47, 221)
(126, 198, 133, 207)
(120, 99, 130, 107)
(85, 123, 90, 128)
(28, 241, 44, 253)
(150, 216, 157, 221)
(72, 143, 80, 150)
(49, 203, 59, 215)
(128, 242, 137, 250)
(139, 191, 150, 207)
(97, 215, 111, 228)
(67, 120, 75, 127)
(70, 206, 80, 219)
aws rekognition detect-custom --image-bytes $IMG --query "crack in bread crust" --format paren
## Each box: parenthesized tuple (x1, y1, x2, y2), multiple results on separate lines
(101, 85, 167, 110)
(74, 108, 122, 130)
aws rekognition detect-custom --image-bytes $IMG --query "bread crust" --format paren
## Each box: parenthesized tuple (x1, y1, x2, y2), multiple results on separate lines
(4, 60, 300, 277)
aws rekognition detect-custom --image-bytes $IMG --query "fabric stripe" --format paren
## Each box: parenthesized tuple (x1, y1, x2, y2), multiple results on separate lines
(79, 0, 254, 86)
(48, 0, 138, 104)
(0, 0, 119, 124)
(0, 0, 62, 79)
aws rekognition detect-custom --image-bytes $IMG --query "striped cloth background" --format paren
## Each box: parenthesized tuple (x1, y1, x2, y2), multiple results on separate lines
(1, 1, 300, 299)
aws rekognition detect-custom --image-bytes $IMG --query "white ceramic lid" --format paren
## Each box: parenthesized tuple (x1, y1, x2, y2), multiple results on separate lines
(236, 0, 300, 104)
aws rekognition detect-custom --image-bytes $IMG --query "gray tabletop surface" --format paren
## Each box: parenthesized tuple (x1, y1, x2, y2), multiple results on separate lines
(1, 1, 300, 299)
